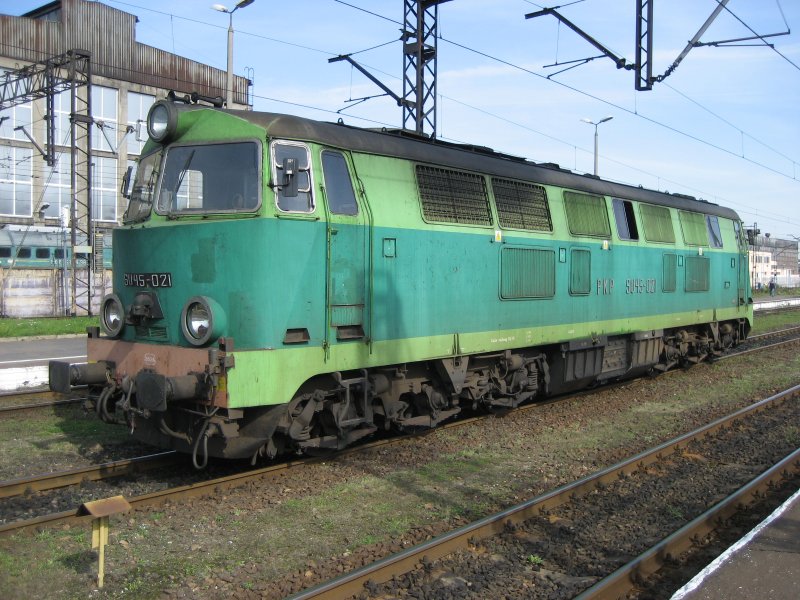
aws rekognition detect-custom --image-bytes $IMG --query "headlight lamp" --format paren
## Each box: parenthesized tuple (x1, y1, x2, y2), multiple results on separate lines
(180, 296, 226, 346)
(100, 294, 124, 338)
(147, 101, 178, 143)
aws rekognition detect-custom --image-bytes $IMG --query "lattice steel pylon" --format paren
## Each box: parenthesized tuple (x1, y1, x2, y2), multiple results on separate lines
(635, 0, 654, 91)
(402, 0, 451, 137)
(0, 49, 94, 316)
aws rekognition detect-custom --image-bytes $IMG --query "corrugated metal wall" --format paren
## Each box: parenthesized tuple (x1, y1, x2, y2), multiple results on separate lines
(0, 0, 249, 104)
(0, 268, 111, 317)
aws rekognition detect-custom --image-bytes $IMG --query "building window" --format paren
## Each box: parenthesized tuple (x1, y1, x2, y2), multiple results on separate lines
(127, 92, 155, 155)
(52, 90, 72, 147)
(0, 103, 32, 142)
(92, 156, 118, 222)
(92, 86, 118, 153)
(42, 155, 72, 220)
(0, 71, 32, 142)
(0, 146, 33, 217)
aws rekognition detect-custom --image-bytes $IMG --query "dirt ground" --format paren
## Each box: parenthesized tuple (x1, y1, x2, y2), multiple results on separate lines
(1, 343, 799, 599)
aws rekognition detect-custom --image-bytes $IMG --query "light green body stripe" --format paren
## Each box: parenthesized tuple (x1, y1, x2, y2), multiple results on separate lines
(227, 305, 745, 408)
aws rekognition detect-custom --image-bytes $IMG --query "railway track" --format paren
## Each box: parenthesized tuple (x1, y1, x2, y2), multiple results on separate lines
(0, 451, 177, 500)
(2, 329, 798, 540)
(287, 384, 800, 599)
(0, 396, 83, 415)
(576, 449, 799, 598)
(0, 410, 493, 537)
(0, 389, 83, 415)
(738, 324, 800, 346)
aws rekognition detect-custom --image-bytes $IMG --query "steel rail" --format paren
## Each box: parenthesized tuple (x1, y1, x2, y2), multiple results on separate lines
(720, 335, 800, 360)
(745, 324, 800, 342)
(0, 397, 82, 414)
(0, 451, 178, 500)
(575, 447, 800, 599)
(287, 384, 800, 600)
(0, 417, 486, 538)
(1, 339, 795, 539)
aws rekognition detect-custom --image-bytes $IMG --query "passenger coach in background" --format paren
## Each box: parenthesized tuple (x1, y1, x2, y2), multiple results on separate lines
(50, 97, 753, 468)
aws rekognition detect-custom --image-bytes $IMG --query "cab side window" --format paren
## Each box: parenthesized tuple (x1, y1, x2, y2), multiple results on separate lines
(272, 141, 313, 213)
(612, 198, 639, 240)
(321, 151, 358, 216)
(706, 215, 723, 248)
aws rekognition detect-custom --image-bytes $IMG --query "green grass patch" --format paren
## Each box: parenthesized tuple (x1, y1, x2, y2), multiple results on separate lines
(0, 407, 132, 479)
(752, 307, 800, 334)
(0, 316, 97, 338)
(752, 286, 798, 299)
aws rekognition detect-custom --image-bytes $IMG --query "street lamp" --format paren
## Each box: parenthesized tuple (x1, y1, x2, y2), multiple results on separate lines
(581, 116, 613, 177)
(211, 0, 255, 108)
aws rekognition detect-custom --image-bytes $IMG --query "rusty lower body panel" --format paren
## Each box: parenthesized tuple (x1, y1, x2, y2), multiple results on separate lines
(48, 335, 274, 465)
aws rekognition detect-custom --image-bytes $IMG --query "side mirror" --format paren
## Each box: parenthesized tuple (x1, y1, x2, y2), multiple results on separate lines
(121, 166, 134, 199)
(282, 157, 299, 198)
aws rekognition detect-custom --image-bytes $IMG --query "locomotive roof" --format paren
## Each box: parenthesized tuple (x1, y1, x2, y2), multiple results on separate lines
(208, 105, 741, 221)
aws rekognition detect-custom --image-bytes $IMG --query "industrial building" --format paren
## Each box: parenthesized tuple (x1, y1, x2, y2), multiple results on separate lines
(0, 0, 250, 316)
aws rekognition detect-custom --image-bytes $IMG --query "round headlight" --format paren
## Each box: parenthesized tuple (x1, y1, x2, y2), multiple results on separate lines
(180, 296, 226, 346)
(101, 294, 124, 338)
(186, 303, 210, 338)
(147, 101, 177, 143)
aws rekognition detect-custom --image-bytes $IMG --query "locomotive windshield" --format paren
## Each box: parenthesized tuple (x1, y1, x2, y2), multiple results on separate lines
(122, 150, 161, 224)
(155, 141, 260, 215)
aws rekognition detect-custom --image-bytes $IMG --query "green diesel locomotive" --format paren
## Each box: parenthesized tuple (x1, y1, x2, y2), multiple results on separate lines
(50, 98, 753, 466)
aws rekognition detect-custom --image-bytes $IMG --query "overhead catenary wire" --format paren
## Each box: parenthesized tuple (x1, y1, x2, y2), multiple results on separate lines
(438, 35, 800, 182)
(2, 1, 797, 230)
(3, 7, 798, 184)
(68, 0, 799, 180)
(714, 0, 800, 72)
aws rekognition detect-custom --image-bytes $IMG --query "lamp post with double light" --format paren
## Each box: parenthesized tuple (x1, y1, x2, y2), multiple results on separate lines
(211, 0, 255, 108)
(581, 116, 613, 176)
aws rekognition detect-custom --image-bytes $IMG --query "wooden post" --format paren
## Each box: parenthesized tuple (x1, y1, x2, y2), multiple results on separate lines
(79, 495, 131, 588)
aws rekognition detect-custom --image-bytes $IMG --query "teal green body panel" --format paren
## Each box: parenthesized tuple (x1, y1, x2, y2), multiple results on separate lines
(368, 226, 746, 341)
(113, 218, 328, 349)
(114, 220, 747, 349)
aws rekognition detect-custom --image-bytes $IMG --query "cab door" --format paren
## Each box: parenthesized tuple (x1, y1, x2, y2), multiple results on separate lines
(734, 221, 750, 309)
(321, 150, 371, 343)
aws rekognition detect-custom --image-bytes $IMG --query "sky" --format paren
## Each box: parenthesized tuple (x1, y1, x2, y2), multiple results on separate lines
(8, 0, 800, 240)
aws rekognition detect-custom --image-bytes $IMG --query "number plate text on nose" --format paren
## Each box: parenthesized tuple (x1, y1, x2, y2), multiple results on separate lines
(123, 272, 173, 287)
